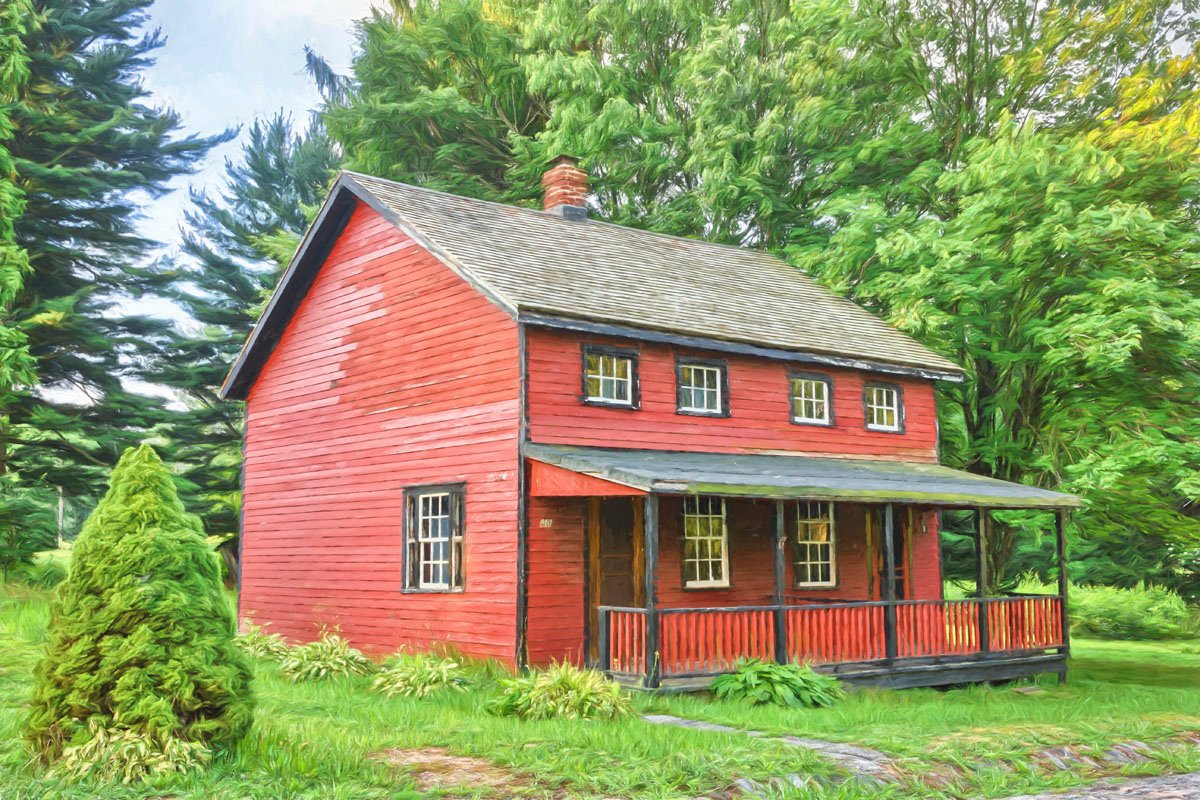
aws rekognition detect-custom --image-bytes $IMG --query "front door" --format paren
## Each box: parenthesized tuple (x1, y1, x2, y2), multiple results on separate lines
(587, 497, 644, 662)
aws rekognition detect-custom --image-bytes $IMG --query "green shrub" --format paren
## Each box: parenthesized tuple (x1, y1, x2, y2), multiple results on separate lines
(371, 652, 472, 697)
(235, 623, 290, 660)
(490, 663, 631, 720)
(46, 720, 211, 785)
(1067, 583, 1196, 640)
(279, 630, 375, 681)
(711, 659, 844, 708)
(6, 557, 66, 590)
(24, 445, 253, 768)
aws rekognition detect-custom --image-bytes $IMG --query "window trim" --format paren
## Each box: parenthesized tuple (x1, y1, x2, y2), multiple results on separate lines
(579, 344, 640, 409)
(863, 381, 905, 434)
(788, 371, 835, 427)
(402, 482, 466, 593)
(680, 495, 731, 590)
(793, 500, 838, 589)
(675, 357, 730, 417)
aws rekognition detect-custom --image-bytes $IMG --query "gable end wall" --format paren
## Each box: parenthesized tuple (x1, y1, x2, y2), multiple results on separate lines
(240, 203, 521, 663)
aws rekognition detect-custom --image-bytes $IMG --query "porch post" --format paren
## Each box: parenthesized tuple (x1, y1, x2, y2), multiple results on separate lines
(975, 507, 991, 654)
(882, 503, 898, 661)
(772, 500, 788, 664)
(643, 493, 661, 688)
(1056, 509, 1070, 680)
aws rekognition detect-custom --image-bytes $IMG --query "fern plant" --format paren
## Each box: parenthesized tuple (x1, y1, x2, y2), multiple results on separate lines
(371, 652, 471, 698)
(490, 663, 631, 720)
(711, 659, 844, 708)
(278, 630, 375, 682)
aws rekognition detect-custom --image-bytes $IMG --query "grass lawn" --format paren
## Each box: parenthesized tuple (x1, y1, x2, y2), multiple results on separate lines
(2, 582, 1198, 799)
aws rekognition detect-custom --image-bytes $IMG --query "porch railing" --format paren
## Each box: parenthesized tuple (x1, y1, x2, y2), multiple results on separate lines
(599, 595, 1065, 682)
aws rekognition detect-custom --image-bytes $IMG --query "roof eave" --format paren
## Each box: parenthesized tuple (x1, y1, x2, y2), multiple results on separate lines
(518, 311, 966, 383)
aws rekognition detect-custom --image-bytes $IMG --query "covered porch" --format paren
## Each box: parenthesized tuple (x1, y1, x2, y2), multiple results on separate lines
(525, 444, 1080, 691)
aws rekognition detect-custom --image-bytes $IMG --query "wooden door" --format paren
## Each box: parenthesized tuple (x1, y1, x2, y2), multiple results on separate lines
(587, 497, 644, 662)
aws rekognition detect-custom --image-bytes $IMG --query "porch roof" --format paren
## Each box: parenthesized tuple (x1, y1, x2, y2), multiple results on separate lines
(524, 444, 1081, 509)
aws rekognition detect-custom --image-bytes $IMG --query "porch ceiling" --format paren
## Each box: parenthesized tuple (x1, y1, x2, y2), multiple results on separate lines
(523, 444, 1081, 509)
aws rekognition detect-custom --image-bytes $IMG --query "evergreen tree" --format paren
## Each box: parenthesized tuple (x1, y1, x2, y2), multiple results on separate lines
(153, 116, 338, 556)
(3, 0, 224, 517)
(25, 444, 253, 764)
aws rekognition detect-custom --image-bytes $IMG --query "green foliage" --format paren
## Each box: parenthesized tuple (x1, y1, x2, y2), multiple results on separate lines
(45, 719, 211, 786)
(711, 659, 844, 708)
(490, 663, 631, 720)
(313, 0, 1200, 590)
(4, 556, 66, 590)
(24, 445, 253, 767)
(278, 630, 376, 682)
(371, 651, 472, 698)
(1070, 585, 1197, 641)
(150, 115, 337, 552)
(3, 0, 223, 521)
(234, 623, 290, 660)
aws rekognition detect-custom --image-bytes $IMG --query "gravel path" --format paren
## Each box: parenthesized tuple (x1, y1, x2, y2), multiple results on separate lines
(1001, 771, 1200, 799)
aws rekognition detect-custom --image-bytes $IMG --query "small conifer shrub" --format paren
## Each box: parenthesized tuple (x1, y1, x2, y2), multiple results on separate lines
(24, 445, 254, 770)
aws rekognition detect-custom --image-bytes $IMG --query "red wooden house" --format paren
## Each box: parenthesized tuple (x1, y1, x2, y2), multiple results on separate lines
(222, 157, 1079, 689)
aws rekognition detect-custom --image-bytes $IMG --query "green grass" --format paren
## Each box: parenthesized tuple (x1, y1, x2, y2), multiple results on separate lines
(2, 581, 1198, 799)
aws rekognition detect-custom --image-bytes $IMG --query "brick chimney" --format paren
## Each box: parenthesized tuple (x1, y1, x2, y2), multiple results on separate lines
(541, 155, 588, 219)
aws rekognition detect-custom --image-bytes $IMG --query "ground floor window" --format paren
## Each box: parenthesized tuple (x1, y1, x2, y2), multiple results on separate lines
(404, 485, 465, 591)
(794, 501, 836, 587)
(682, 496, 730, 588)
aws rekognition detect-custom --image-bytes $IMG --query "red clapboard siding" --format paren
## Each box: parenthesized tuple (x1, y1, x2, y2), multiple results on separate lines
(240, 203, 521, 663)
(526, 328, 939, 460)
(525, 496, 588, 667)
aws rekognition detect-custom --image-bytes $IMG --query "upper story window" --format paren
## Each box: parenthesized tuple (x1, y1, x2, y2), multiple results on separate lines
(790, 372, 832, 426)
(582, 346, 638, 408)
(404, 485, 465, 591)
(682, 496, 729, 589)
(676, 359, 728, 416)
(864, 383, 903, 432)
(794, 501, 836, 588)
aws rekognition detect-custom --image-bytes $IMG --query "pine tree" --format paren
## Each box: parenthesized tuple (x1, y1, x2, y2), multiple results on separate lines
(153, 116, 338, 558)
(25, 444, 253, 764)
(3, 0, 224, 516)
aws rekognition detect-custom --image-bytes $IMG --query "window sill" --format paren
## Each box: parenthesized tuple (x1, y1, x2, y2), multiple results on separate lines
(791, 417, 834, 427)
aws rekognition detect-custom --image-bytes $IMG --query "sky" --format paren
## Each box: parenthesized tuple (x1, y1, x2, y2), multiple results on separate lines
(138, 0, 379, 247)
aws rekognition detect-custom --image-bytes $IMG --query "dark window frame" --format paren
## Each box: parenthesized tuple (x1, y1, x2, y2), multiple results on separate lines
(579, 344, 640, 409)
(791, 500, 840, 590)
(679, 495, 732, 590)
(402, 482, 466, 593)
(675, 357, 730, 417)
(862, 381, 906, 434)
(788, 370, 835, 427)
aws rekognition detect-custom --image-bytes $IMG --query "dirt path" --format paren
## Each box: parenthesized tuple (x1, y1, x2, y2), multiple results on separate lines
(1000, 771, 1200, 799)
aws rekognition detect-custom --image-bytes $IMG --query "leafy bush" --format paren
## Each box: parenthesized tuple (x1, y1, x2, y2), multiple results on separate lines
(46, 720, 211, 785)
(1067, 583, 1196, 640)
(235, 623, 290, 660)
(371, 652, 472, 697)
(24, 445, 253, 767)
(6, 557, 66, 589)
(711, 659, 844, 708)
(279, 630, 375, 681)
(949, 577, 1198, 641)
(490, 663, 630, 720)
